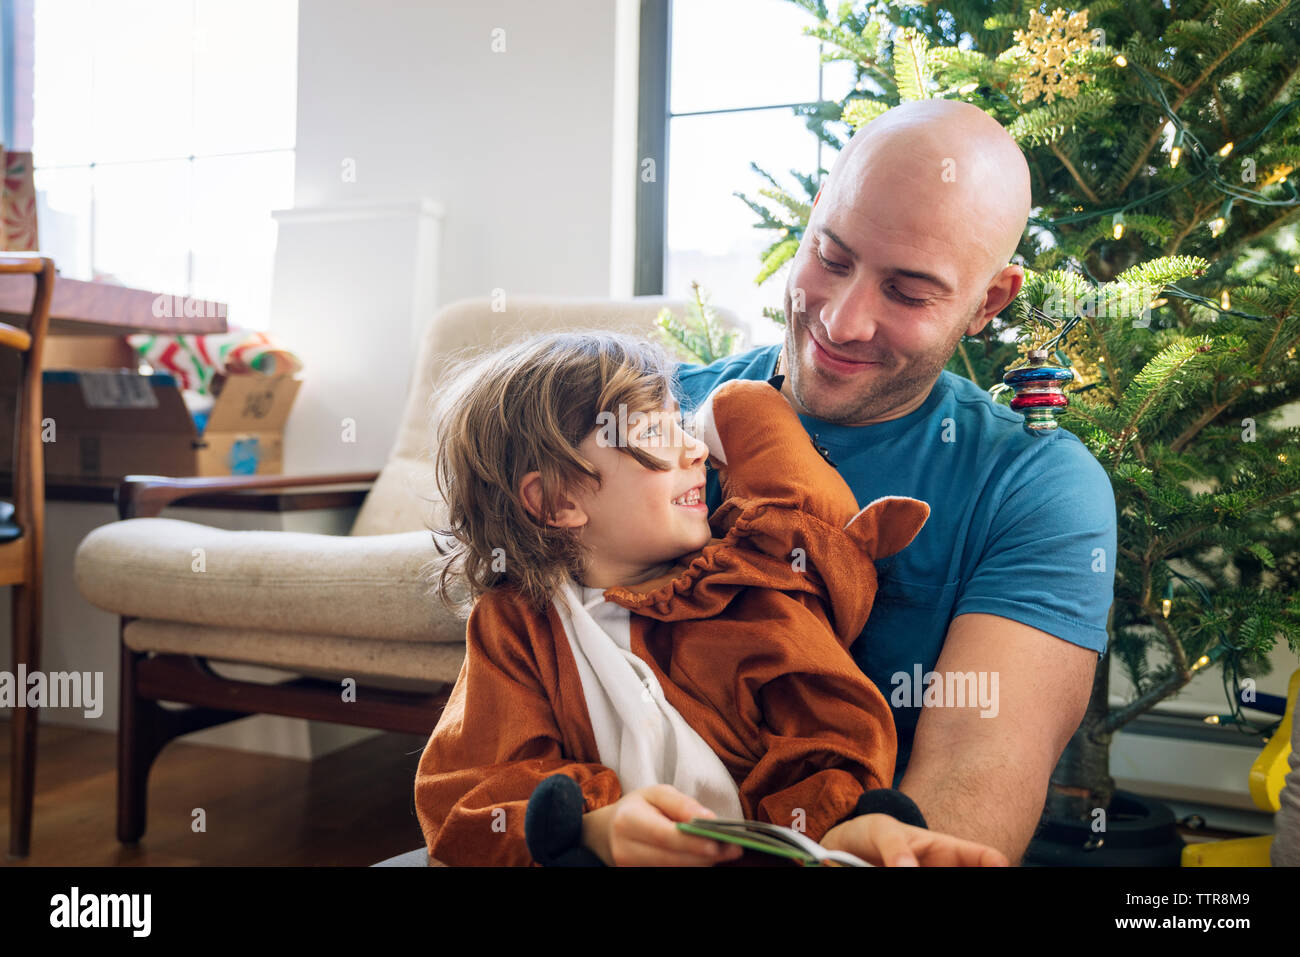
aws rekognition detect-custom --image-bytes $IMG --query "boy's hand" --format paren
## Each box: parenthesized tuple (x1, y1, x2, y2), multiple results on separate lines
(821, 813, 1010, 867)
(581, 784, 745, 867)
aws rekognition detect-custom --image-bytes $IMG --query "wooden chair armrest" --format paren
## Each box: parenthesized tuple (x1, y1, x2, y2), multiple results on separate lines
(0, 320, 32, 352)
(116, 471, 381, 519)
(0, 254, 53, 275)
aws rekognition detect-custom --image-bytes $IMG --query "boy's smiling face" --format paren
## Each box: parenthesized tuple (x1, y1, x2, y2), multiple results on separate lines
(566, 396, 713, 588)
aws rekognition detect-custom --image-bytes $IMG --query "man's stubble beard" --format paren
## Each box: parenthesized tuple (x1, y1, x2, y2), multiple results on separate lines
(783, 303, 977, 426)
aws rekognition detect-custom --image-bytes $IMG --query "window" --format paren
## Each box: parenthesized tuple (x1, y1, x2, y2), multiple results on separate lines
(19, 0, 298, 330)
(645, 0, 856, 347)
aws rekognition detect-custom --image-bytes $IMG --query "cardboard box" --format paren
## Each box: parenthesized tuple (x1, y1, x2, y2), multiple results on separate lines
(0, 367, 300, 482)
(40, 334, 138, 370)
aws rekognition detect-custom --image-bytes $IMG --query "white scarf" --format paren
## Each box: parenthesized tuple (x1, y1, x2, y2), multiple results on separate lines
(551, 575, 744, 819)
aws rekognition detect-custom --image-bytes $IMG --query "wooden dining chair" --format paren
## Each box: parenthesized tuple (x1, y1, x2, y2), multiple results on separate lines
(0, 255, 55, 858)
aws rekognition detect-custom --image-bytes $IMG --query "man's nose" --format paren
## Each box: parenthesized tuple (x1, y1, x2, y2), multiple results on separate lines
(820, 282, 880, 344)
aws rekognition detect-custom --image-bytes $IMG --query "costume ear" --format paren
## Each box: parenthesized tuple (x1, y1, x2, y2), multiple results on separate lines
(843, 495, 930, 560)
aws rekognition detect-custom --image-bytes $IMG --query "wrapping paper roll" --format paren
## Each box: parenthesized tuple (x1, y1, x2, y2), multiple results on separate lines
(126, 329, 304, 395)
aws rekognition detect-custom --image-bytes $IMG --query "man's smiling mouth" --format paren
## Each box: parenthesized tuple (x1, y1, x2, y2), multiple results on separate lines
(793, 314, 884, 369)
(798, 324, 887, 375)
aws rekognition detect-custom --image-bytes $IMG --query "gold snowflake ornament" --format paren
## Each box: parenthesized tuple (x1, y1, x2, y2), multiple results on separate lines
(1012, 7, 1095, 104)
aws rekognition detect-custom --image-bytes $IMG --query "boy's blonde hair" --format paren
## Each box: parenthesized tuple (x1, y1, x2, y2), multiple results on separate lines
(427, 330, 684, 617)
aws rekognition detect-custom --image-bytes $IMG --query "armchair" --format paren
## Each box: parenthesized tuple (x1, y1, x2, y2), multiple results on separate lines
(73, 295, 724, 846)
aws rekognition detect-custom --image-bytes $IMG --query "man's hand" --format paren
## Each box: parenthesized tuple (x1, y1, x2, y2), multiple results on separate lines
(899, 613, 1098, 864)
(581, 784, 744, 866)
(821, 813, 1009, 867)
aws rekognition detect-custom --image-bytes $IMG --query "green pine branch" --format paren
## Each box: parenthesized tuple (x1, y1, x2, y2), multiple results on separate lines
(655, 282, 743, 365)
(892, 26, 934, 101)
(1008, 89, 1118, 147)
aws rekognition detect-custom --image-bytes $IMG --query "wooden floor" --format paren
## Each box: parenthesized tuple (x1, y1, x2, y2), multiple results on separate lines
(0, 721, 430, 866)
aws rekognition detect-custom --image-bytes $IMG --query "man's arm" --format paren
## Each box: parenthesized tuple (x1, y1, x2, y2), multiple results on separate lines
(895, 612, 1098, 864)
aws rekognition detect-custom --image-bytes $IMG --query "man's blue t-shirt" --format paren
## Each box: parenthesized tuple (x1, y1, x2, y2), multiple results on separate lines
(672, 343, 1117, 782)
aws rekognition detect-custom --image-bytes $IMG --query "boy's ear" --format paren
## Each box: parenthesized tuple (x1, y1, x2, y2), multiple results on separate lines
(519, 471, 588, 528)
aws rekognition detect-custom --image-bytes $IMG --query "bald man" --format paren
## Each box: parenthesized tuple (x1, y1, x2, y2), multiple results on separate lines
(673, 99, 1116, 865)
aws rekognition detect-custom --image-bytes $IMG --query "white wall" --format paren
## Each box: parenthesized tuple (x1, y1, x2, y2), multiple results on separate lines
(293, 0, 632, 305)
(271, 0, 640, 475)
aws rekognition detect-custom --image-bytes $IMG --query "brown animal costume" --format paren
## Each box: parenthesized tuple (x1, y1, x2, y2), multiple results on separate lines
(415, 375, 930, 865)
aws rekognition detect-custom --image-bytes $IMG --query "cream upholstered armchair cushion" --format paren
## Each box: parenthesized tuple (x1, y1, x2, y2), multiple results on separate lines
(74, 296, 736, 689)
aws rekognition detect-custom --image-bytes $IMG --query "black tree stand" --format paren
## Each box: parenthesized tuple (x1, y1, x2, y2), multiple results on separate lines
(1025, 790, 1185, 866)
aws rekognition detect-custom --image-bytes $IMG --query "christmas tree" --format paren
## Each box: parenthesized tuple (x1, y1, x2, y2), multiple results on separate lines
(688, 0, 1300, 846)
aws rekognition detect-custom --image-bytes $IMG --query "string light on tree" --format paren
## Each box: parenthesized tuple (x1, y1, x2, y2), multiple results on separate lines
(1190, 644, 1230, 673)
(1208, 197, 1233, 238)
(1028, 60, 1299, 239)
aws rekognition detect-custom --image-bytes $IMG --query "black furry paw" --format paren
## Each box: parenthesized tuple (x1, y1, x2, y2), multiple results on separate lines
(524, 774, 606, 867)
(836, 788, 929, 830)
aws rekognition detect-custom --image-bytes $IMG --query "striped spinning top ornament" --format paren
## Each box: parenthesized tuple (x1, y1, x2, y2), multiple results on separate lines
(1002, 349, 1074, 434)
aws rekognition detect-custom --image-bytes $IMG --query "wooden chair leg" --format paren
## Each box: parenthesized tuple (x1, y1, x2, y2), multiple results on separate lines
(8, 580, 40, 859)
(117, 626, 248, 844)
(117, 632, 166, 845)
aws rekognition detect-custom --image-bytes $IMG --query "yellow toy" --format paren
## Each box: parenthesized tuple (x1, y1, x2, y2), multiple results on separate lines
(1181, 667, 1299, 866)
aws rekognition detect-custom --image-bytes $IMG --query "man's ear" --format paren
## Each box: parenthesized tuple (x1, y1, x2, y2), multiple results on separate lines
(518, 470, 588, 528)
(968, 263, 1024, 335)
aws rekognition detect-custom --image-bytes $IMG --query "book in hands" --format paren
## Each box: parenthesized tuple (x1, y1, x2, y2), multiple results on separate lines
(677, 818, 872, 867)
